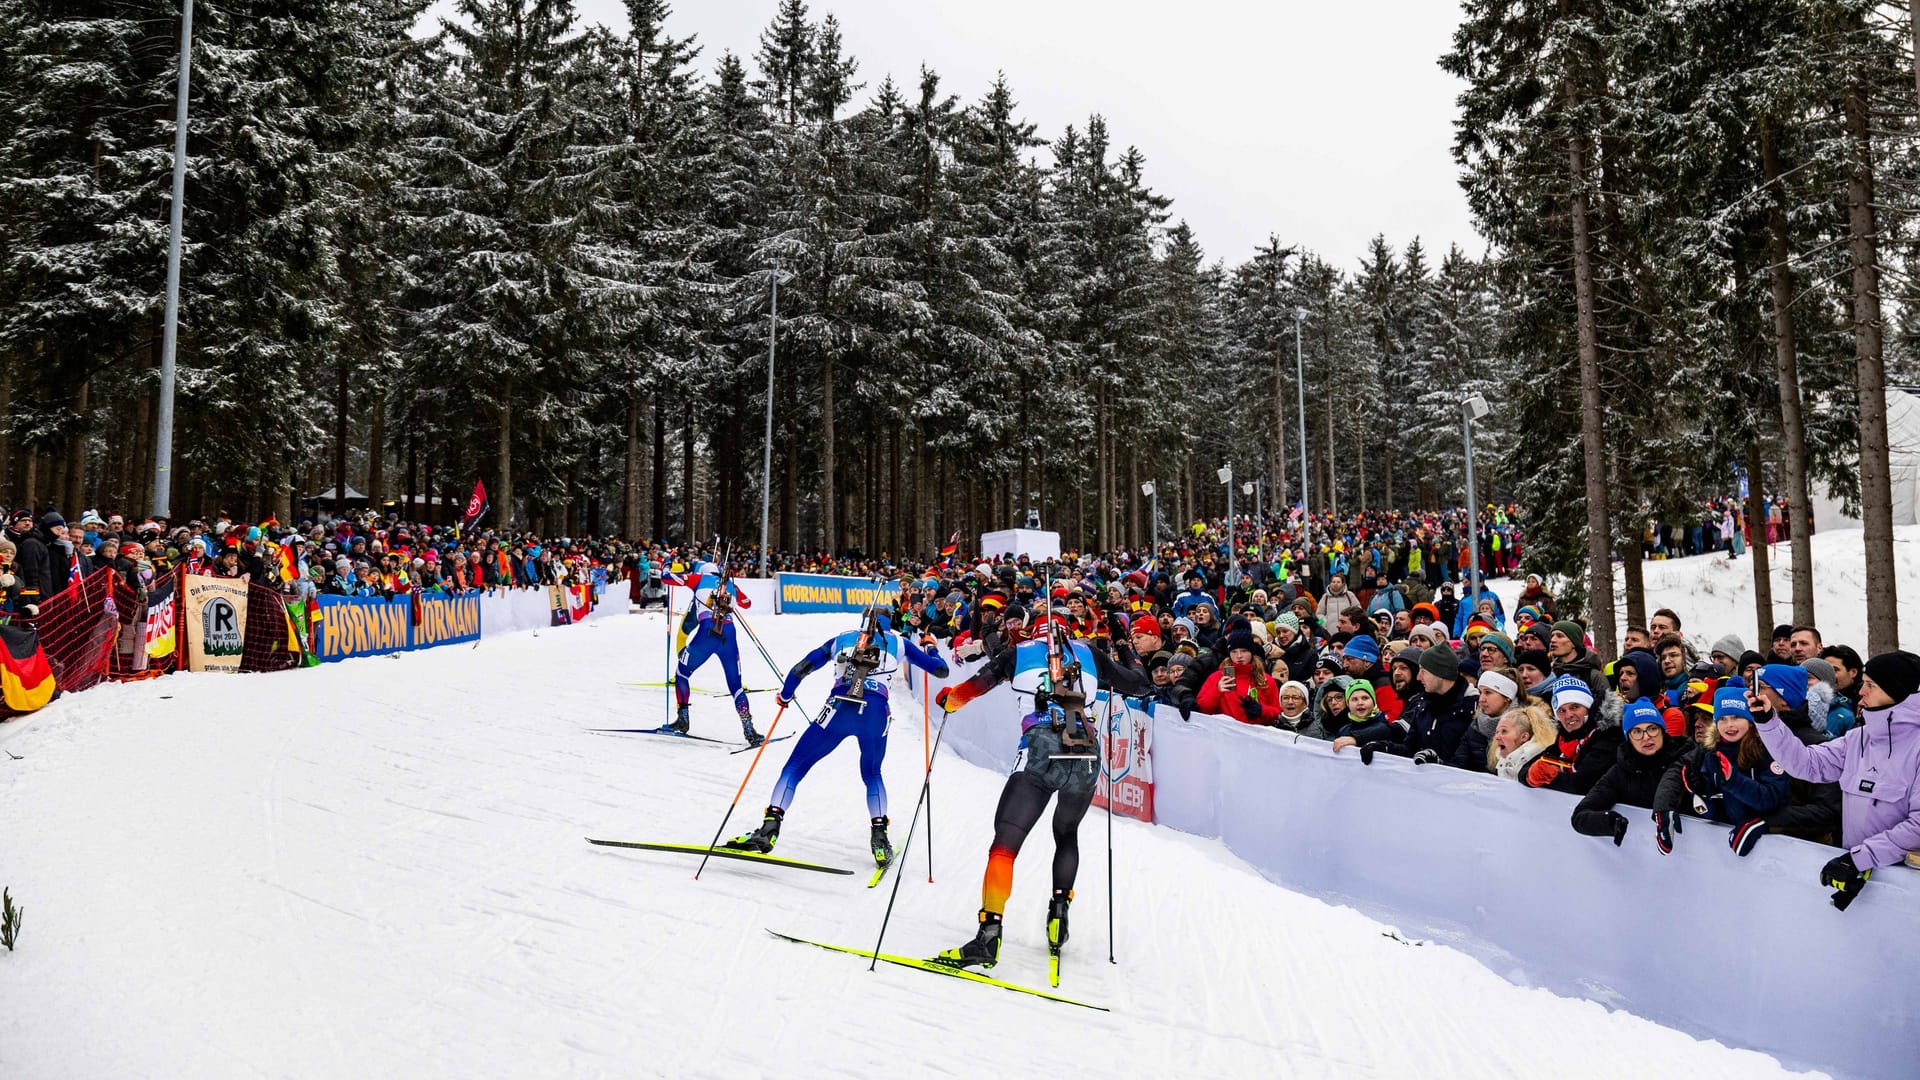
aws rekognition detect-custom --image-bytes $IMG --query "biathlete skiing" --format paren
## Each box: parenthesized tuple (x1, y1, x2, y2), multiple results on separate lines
(673, 571, 764, 747)
(726, 607, 950, 869)
(930, 604, 1101, 975)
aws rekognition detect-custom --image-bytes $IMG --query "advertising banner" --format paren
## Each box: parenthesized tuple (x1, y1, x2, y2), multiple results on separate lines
(548, 585, 572, 626)
(414, 593, 481, 649)
(311, 595, 411, 661)
(1092, 692, 1155, 822)
(774, 573, 900, 614)
(182, 574, 248, 672)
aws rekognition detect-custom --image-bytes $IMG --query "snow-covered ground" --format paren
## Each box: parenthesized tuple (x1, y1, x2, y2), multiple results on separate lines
(1472, 524, 1919, 654)
(0, 610, 1817, 1078)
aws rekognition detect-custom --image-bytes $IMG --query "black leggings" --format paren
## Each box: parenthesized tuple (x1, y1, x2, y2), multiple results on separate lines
(990, 772, 1095, 894)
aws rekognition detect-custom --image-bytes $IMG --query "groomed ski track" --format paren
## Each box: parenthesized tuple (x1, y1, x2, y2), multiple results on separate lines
(0, 610, 1814, 1078)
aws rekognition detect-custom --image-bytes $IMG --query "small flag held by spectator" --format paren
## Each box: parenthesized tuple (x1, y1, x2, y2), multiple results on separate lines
(460, 480, 488, 535)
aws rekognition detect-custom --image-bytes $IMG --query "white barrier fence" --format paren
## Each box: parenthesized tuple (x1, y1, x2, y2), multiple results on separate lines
(903, 654, 1918, 1080)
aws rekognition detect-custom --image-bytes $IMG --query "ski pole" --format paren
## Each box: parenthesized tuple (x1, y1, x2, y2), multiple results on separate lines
(694, 698, 795, 881)
(1103, 691, 1119, 965)
(868, 706, 954, 970)
(730, 608, 788, 684)
(923, 669, 934, 883)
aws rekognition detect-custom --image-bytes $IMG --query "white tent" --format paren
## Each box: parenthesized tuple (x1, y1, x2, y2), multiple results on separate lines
(1811, 387, 1920, 531)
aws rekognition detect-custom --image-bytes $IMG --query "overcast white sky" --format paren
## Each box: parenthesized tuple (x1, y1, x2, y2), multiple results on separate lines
(430, 0, 1483, 268)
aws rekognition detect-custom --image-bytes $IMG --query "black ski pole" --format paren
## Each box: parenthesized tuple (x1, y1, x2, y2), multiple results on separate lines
(868, 707, 954, 970)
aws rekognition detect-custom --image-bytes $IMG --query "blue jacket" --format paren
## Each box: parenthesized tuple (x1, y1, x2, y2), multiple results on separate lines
(781, 627, 948, 705)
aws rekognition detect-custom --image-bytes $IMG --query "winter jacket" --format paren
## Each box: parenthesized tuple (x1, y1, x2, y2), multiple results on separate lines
(1277, 707, 1330, 741)
(1366, 584, 1408, 617)
(13, 527, 52, 603)
(1754, 707, 1843, 844)
(1523, 720, 1624, 796)
(1571, 738, 1689, 836)
(1171, 587, 1214, 619)
(1316, 586, 1358, 627)
(1494, 739, 1549, 781)
(1454, 704, 1500, 772)
(1197, 660, 1282, 725)
(1404, 680, 1478, 764)
(1654, 741, 1791, 825)
(1276, 635, 1316, 685)
(1755, 694, 1920, 870)
(1333, 666, 1404, 743)
(1551, 647, 1610, 702)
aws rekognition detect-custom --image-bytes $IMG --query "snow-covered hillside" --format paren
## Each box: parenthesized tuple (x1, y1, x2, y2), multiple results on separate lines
(0, 611, 1814, 1078)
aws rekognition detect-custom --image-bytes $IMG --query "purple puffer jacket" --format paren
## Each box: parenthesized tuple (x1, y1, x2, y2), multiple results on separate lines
(1756, 694, 1920, 871)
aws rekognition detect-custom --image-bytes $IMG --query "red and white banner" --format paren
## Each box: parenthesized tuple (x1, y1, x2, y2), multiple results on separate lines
(1094, 693, 1154, 822)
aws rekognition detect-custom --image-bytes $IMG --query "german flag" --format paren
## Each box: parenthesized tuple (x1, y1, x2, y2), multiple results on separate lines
(938, 530, 959, 570)
(0, 623, 55, 713)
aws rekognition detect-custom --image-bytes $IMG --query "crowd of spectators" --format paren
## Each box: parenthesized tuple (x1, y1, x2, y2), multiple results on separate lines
(884, 517, 1917, 914)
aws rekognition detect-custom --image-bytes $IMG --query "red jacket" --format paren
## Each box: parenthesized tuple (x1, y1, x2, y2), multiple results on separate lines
(1197, 661, 1282, 725)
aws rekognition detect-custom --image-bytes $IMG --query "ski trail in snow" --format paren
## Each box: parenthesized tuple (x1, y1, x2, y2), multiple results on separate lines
(0, 611, 1820, 1079)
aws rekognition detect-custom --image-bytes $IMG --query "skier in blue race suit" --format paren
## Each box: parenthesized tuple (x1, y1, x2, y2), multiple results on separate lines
(674, 582, 762, 746)
(726, 611, 949, 868)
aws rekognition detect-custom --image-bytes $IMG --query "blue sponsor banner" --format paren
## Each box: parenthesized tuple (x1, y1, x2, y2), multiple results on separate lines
(414, 593, 481, 648)
(313, 595, 412, 661)
(313, 592, 484, 661)
(775, 573, 899, 614)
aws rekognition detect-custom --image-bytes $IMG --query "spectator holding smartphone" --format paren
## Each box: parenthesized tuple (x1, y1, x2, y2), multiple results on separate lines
(1752, 651, 1920, 911)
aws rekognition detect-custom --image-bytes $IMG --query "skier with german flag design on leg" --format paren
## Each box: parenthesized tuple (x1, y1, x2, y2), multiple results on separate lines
(930, 594, 1100, 979)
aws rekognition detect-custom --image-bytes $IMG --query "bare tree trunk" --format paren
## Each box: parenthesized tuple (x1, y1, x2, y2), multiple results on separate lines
(1761, 117, 1816, 627)
(1623, 482, 1646, 632)
(1128, 447, 1141, 551)
(652, 395, 667, 541)
(1748, 438, 1775, 648)
(623, 393, 641, 537)
(681, 400, 695, 543)
(1846, 88, 1898, 653)
(1096, 387, 1110, 550)
(405, 423, 418, 521)
(497, 398, 513, 531)
(65, 380, 88, 516)
(334, 354, 350, 518)
(367, 391, 386, 504)
(1569, 135, 1616, 654)
(820, 352, 835, 552)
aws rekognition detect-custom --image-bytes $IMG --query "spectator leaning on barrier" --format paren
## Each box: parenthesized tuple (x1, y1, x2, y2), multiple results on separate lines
(1572, 698, 1688, 845)
(1486, 682, 1556, 781)
(1523, 674, 1622, 795)
(1751, 651, 1920, 911)
(1652, 687, 1790, 857)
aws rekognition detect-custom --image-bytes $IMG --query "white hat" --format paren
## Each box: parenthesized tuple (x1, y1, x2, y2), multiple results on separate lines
(1478, 669, 1518, 702)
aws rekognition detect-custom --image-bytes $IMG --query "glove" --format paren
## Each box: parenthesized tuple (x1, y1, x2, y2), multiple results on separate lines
(1607, 811, 1629, 847)
(1728, 818, 1767, 857)
(774, 694, 791, 710)
(1240, 694, 1261, 718)
(934, 687, 958, 713)
(1820, 852, 1871, 911)
(1653, 810, 1681, 855)
(1359, 740, 1391, 766)
(1411, 748, 1440, 765)
(1688, 751, 1727, 795)
(1525, 756, 1563, 788)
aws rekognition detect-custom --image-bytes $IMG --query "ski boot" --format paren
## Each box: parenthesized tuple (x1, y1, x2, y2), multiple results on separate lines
(1047, 889, 1072, 951)
(933, 910, 1002, 970)
(725, 806, 783, 853)
(738, 702, 764, 749)
(669, 703, 691, 734)
(870, 816, 893, 868)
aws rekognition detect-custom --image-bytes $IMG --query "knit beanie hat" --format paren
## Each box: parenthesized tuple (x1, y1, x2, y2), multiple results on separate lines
(1710, 634, 1745, 661)
(1173, 616, 1198, 640)
(1479, 631, 1515, 663)
(1275, 612, 1301, 634)
(1391, 646, 1423, 672)
(1420, 643, 1461, 682)
(1622, 698, 1664, 734)
(1757, 663, 1809, 712)
(1224, 629, 1258, 656)
(1551, 620, 1585, 651)
(1515, 647, 1551, 673)
(1863, 650, 1920, 705)
(1713, 686, 1754, 723)
(1343, 633, 1381, 664)
(1477, 669, 1517, 703)
(1550, 674, 1595, 712)
(1131, 614, 1162, 638)
(1800, 657, 1836, 688)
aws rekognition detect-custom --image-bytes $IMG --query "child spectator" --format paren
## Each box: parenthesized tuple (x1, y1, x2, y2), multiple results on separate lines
(1572, 699, 1687, 845)
(1652, 688, 1790, 855)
